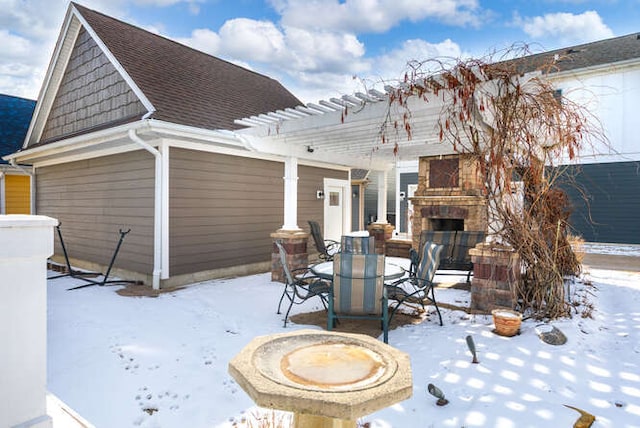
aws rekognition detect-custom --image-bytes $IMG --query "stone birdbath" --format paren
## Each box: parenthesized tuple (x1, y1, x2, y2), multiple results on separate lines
(228, 329, 413, 428)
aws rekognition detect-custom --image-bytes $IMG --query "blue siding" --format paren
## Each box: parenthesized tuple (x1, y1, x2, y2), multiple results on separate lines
(351, 184, 360, 231)
(399, 172, 419, 233)
(557, 162, 640, 244)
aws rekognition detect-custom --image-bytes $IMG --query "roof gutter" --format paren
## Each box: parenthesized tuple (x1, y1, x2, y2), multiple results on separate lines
(128, 128, 163, 290)
(3, 121, 139, 163)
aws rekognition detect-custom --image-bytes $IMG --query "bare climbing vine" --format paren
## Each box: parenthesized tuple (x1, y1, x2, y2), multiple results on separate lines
(383, 47, 605, 319)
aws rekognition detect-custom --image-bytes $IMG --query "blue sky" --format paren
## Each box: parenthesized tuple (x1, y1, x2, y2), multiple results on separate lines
(1, 0, 638, 103)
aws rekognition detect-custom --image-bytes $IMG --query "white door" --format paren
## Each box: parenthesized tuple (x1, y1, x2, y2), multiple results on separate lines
(324, 178, 350, 241)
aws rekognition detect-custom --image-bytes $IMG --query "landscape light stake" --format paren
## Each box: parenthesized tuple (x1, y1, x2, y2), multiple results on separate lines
(466, 335, 479, 364)
(427, 383, 449, 406)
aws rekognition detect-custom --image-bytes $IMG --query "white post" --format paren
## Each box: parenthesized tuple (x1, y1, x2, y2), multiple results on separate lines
(0, 215, 57, 428)
(376, 170, 388, 223)
(394, 166, 401, 234)
(282, 157, 301, 231)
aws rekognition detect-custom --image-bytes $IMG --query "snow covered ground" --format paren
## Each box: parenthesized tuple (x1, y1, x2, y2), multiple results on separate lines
(47, 262, 640, 427)
(581, 243, 640, 257)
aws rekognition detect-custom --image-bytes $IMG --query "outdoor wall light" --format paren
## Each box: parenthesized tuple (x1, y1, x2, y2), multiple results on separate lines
(307, 145, 314, 153)
(316, 190, 324, 199)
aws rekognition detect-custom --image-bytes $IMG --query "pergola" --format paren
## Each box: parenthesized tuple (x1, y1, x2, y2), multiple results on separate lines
(235, 88, 458, 232)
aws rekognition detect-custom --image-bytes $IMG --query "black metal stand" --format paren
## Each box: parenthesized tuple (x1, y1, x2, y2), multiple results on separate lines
(47, 224, 102, 280)
(47, 224, 142, 290)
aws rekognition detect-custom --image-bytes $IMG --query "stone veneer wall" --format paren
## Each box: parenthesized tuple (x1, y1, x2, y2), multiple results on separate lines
(410, 154, 488, 250)
(271, 231, 309, 283)
(469, 244, 520, 312)
(416, 154, 483, 196)
(367, 223, 395, 254)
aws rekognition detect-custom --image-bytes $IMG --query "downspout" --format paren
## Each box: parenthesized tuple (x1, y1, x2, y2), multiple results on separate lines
(9, 159, 35, 214)
(128, 128, 162, 290)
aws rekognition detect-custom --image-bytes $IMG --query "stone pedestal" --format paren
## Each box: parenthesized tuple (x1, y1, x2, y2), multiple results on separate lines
(367, 223, 394, 255)
(469, 243, 520, 312)
(271, 230, 310, 283)
(384, 238, 412, 258)
(229, 330, 412, 428)
(0, 215, 57, 428)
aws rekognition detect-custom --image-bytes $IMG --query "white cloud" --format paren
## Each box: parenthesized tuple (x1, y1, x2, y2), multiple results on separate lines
(282, 72, 366, 104)
(218, 18, 288, 63)
(175, 17, 370, 103)
(270, 0, 482, 33)
(175, 13, 467, 104)
(133, 0, 203, 14)
(0, 0, 132, 98)
(283, 27, 366, 73)
(0, 25, 54, 98)
(134, 0, 185, 5)
(520, 10, 614, 45)
(178, 18, 368, 74)
(0, 0, 65, 40)
(0, 30, 32, 59)
(0, 0, 206, 98)
(371, 38, 463, 82)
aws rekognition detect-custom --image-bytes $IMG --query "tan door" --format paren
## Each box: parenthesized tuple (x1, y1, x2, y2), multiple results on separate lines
(5, 174, 31, 214)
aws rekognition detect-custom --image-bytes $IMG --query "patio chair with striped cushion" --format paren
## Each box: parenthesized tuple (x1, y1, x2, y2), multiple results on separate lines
(387, 241, 444, 326)
(340, 235, 376, 254)
(328, 253, 389, 343)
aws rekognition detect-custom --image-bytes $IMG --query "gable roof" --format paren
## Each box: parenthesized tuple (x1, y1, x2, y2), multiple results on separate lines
(509, 32, 640, 75)
(24, 3, 302, 149)
(73, 3, 302, 130)
(0, 94, 36, 164)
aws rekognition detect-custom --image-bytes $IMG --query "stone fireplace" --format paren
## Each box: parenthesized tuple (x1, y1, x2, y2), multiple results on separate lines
(410, 154, 522, 313)
(409, 154, 488, 249)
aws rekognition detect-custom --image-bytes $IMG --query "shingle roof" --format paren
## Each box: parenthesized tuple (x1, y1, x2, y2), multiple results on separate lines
(0, 94, 36, 164)
(72, 3, 302, 131)
(351, 169, 370, 181)
(510, 32, 640, 75)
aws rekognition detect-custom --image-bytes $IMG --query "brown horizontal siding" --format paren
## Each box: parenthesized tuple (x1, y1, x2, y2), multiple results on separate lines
(36, 150, 155, 274)
(169, 148, 284, 275)
(297, 165, 348, 233)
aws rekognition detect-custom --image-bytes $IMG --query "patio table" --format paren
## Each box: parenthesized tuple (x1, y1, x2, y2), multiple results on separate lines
(310, 256, 410, 282)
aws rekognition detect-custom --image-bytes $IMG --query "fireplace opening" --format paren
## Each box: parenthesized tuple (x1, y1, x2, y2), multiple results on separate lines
(430, 218, 464, 231)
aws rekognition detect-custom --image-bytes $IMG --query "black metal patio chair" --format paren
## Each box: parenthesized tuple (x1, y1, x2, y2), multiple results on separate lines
(275, 240, 331, 327)
(308, 220, 340, 261)
(386, 241, 444, 325)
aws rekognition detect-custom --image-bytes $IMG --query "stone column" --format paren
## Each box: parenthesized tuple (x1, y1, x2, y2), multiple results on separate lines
(271, 230, 310, 283)
(367, 223, 395, 255)
(469, 243, 520, 312)
(0, 215, 57, 428)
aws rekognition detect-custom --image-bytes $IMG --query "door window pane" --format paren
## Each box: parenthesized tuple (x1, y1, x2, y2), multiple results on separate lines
(329, 192, 340, 206)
